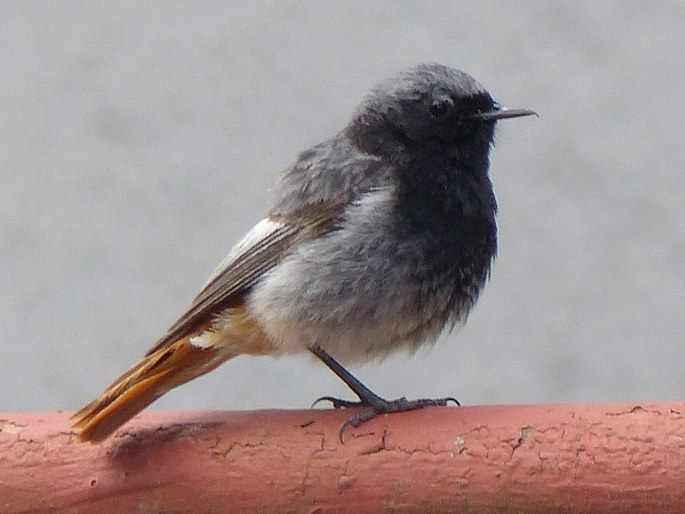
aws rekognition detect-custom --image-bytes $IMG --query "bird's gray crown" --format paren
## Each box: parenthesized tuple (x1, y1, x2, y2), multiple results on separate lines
(369, 63, 489, 109)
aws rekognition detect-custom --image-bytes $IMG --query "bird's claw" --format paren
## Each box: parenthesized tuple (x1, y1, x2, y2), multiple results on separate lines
(313, 394, 461, 442)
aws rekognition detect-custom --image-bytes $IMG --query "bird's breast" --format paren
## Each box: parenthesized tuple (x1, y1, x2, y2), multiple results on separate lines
(247, 180, 496, 363)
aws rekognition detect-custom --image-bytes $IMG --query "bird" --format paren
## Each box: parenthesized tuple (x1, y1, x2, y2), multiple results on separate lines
(72, 63, 536, 442)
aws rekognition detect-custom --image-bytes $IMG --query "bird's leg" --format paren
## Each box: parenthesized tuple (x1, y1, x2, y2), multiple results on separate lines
(309, 345, 459, 441)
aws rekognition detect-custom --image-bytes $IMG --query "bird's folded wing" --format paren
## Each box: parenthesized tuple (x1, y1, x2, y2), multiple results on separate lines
(146, 198, 349, 355)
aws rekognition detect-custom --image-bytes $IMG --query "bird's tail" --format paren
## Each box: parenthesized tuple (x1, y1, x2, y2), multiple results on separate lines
(71, 336, 234, 443)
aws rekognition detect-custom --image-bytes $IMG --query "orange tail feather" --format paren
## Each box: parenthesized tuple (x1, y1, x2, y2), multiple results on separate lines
(71, 337, 233, 442)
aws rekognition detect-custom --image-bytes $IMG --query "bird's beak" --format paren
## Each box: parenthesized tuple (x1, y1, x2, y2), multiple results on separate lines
(468, 105, 538, 121)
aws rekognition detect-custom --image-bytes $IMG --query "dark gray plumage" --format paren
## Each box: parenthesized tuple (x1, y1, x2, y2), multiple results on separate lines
(250, 63, 531, 363)
(72, 63, 535, 442)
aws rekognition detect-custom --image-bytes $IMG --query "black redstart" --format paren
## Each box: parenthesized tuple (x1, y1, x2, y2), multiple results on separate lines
(72, 63, 535, 442)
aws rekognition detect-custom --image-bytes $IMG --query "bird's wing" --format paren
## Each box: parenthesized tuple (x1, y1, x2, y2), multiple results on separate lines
(146, 197, 349, 356)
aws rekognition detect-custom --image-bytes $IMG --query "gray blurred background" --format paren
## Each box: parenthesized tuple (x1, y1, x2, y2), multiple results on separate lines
(2, 2, 684, 413)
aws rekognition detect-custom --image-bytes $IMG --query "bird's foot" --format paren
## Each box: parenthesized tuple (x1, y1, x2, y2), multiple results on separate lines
(313, 394, 459, 442)
(308, 344, 459, 442)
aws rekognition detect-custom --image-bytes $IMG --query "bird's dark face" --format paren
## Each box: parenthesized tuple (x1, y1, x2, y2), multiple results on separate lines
(389, 87, 498, 147)
(349, 63, 535, 158)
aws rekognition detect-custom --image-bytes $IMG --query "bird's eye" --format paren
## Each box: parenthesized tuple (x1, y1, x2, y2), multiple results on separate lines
(428, 96, 455, 119)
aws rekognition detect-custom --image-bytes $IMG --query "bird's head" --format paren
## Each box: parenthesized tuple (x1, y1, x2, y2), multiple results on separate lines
(349, 63, 536, 158)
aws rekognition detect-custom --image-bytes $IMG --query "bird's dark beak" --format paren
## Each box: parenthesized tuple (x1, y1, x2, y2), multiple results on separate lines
(468, 105, 538, 121)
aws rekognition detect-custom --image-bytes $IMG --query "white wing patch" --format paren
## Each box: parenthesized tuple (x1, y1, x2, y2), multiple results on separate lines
(202, 218, 285, 289)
